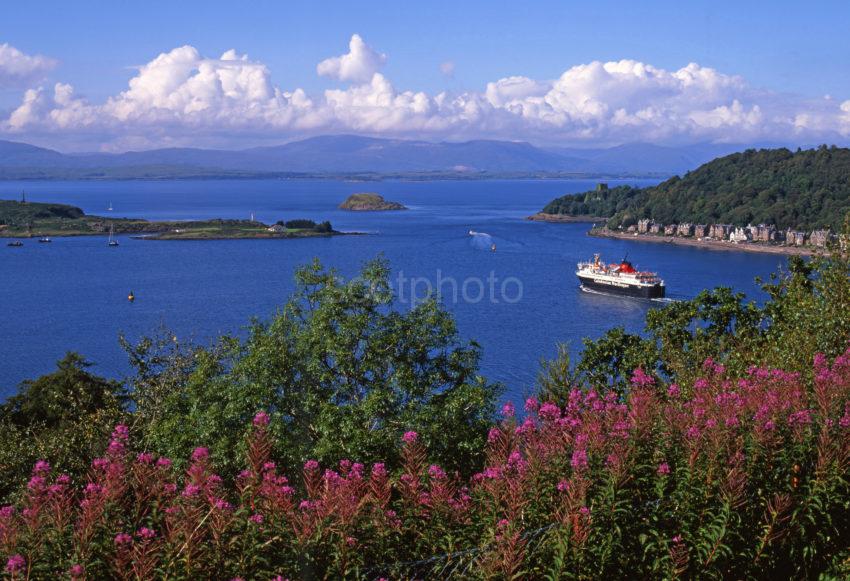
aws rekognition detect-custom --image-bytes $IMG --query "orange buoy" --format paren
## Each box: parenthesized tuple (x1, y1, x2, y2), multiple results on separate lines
(128, 291, 135, 302)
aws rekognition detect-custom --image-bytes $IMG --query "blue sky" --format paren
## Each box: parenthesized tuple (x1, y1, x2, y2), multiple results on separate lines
(1, 0, 849, 150)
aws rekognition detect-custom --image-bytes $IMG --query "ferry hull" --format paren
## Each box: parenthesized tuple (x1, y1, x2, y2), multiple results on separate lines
(578, 275, 665, 299)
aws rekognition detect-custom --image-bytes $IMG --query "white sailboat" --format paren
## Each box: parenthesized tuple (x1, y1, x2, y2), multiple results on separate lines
(107, 201, 114, 211)
(108, 224, 119, 246)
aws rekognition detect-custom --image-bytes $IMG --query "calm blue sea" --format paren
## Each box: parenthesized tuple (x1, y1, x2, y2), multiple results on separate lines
(0, 179, 788, 404)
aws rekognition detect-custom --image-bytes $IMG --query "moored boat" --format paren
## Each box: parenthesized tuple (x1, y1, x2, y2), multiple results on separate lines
(576, 254, 665, 299)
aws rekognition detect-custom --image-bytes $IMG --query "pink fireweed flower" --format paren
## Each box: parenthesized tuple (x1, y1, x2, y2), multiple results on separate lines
(515, 417, 536, 435)
(571, 449, 588, 472)
(428, 465, 447, 480)
(402, 431, 419, 443)
(5, 555, 25, 574)
(299, 500, 316, 511)
(667, 383, 680, 398)
(114, 533, 132, 545)
(304, 459, 319, 472)
(631, 367, 655, 387)
(501, 401, 515, 417)
(372, 463, 387, 477)
(253, 411, 270, 427)
(112, 424, 129, 440)
(788, 410, 813, 426)
(182, 484, 202, 498)
(163, 483, 177, 494)
(672, 534, 683, 543)
(557, 479, 569, 492)
(657, 462, 671, 475)
(136, 452, 154, 465)
(191, 447, 209, 462)
(249, 513, 264, 524)
(33, 460, 51, 474)
(213, 498, 232, 510)
(156, 457, 172, 468)
(262, 461, 276, 472)
(524, 397, 539, 413)
(27, 475, 45, 491)
(538, 402, 561, 421)
(487, 427, 501, 443)
(69, 564, 84, 578)
(107, 440, 126, 455)
(136, 527, 156, 540)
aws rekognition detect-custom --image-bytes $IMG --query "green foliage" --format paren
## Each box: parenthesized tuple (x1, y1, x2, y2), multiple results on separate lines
(281, 218, 317, 229)
(541, 146, 850, 230)
(0, 199, 84, 226)
(275, 218, 334, 232)
(124, 258, 499, 476)
(0, 353, 126, 501)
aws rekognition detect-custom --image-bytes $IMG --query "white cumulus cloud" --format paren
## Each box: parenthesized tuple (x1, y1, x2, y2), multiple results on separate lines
(3, 37, 850, 150)
(317, 34, 387, 83)
(0, 43, 57, 88)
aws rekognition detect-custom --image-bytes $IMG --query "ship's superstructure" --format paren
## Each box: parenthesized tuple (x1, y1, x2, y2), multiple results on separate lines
(576, 254, 665, 299)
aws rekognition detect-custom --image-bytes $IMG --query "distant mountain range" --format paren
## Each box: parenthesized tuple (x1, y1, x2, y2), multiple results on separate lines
(0, 135, 784, 179)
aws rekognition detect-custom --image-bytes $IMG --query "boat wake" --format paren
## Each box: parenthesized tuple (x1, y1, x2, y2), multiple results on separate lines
(468, 229, 497, 251)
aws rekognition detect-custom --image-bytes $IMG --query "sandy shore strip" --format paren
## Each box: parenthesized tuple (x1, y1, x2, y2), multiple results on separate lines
(588, 228, 825, 257)
(526, 213, 608, 223)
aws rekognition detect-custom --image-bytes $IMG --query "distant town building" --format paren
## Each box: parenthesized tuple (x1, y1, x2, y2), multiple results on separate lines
(627, 225, 637, 232)
(749, 224, 777, 242)
(709, 224, 732, 240)
(785, 229, 806, 246)
(663, 224, 677, 236)
(649, 223, 662, 234)
(677, 223, 694, 237)
(637, 219, 653, 234)
(809, 229, 831, 248)
(730, 227, 751, 243)
(267, 224, 286, 233)
(693, 224, 708, 238)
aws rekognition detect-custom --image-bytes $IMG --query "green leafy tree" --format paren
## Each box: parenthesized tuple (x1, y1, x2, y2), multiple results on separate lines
(126, 258, 500, 476)
(0, 353, 127, 500)
(541, 146, 850, 231)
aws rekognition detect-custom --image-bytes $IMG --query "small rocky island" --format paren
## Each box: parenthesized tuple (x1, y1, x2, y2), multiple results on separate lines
(338, 193, 406, 211)
(0, 200, 345, 240)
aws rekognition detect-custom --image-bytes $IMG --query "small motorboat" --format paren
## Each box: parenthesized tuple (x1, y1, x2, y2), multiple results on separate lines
(128, 291, 135, 302)
(38, 237, 52, 243)
(491, 243, 497, 252)
(6, 241, 23, 247)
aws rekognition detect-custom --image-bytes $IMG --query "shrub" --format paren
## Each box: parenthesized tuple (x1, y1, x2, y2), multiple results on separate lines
(2, 350, 848, 578)
(0, 353, 126, 502)
(283, 219, 316, 230)
(123, 258, 499, 478)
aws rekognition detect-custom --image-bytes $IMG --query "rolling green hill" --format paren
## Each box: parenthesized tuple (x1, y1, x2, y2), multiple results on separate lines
(540, 146, 850, 231)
